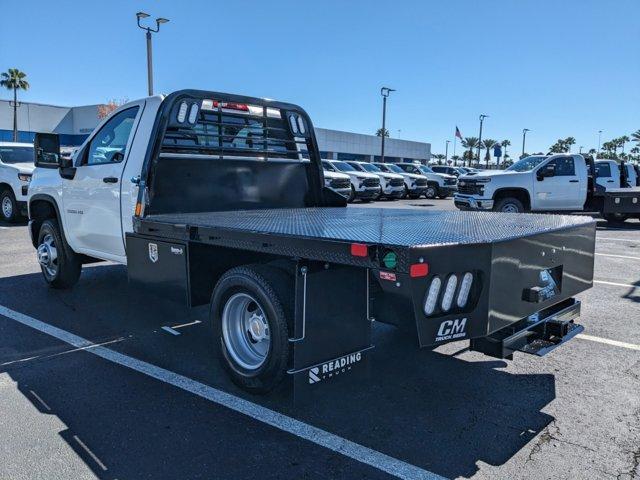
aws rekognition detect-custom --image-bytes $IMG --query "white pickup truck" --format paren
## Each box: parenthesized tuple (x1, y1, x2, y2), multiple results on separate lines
(454, 154, 640, 224)
(0, 142, 35, 222)
(26, 90, 595, 396)
(595, 159, 638, 189)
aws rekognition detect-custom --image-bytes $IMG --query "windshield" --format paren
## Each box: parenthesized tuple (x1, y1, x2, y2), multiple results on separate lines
(0, 146, 34, 164)
(322, 161, 335, 171)
(361, 163, 381, 173)
(507, 156, 548, 172)
(333, 161, 357, 172)
(418, 165, 434, 174)
(385, 164, 404, 173)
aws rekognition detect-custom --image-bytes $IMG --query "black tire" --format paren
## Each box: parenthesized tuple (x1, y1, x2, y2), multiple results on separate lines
(0, 189, 19, 223)
(437, 193, 449, 199)
(402, 185, 409, 199)
(408, 193, 420, 200)
(210, 265, 292, 394)
(37, 219, 82, 289)
(603, 213, 629, 225)
(494, 197, 525, 213)
(347, 186, 356, 203)
(424, 184, 438, 199)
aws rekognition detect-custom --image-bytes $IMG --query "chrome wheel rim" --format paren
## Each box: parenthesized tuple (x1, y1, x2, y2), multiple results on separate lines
(426, 187, 436, 198)
(37, 233, 58, 278)
(1, 196, 12, 219)
(501, 203, 519, 213)
(222, 293, 270, 370)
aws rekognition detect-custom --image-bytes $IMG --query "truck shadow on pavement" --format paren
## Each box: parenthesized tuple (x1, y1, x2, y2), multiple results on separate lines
(0, 265, 557, 480)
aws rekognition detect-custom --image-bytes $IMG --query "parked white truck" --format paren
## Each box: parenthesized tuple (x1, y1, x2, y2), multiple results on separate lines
(454, 154, 640, 224)
(0, 142, 35, 222)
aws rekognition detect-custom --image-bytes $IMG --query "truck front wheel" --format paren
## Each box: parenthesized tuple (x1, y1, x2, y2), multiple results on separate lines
(1, 189, 19, 223)
(494, 197, 525, 213)
(210, 265, 292, 394)
(424, 184, 438, 199)
(37, 219, 82, 289)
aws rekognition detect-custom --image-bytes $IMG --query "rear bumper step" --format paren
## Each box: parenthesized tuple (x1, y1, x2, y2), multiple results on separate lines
(470, 299, 583, 359)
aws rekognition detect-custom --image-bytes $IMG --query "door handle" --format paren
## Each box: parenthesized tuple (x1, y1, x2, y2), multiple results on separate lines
(569, 180, 579, 183)
(103, 177, 118, 183)
(607, 180, 614, 183)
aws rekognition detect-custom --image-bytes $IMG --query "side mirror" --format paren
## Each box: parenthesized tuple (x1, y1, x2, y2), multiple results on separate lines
(537, 164, 555, 181)
(34, 133, 61, 168)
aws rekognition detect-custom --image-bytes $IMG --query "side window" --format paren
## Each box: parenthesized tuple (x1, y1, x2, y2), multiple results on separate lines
(552, 157, 575, 176)
(595, 163, 612, 178)
(85, 107, 139, 166)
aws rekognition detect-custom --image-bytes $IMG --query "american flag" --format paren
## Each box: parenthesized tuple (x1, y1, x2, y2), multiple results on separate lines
(455, 126, 463, 140)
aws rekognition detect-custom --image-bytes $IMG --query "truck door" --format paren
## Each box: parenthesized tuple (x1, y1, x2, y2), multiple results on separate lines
(533, 156, 583, 210)
(624, 164, 636, 187)
(62, 105, 142, 259)
(595, 161, 619, 190)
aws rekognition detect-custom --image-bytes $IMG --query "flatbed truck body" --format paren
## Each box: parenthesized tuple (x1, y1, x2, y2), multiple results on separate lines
(28, 90, 596, 395)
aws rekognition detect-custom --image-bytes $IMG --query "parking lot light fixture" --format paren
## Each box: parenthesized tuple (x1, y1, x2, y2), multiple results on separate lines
(380, 87, 395, 163)
(477, 115, 488, 165)
(136, 12, 170, 96)
(522, 128, 530, 157)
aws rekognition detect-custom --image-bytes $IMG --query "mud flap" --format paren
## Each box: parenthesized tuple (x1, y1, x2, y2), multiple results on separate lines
(288, 262, 373, 402)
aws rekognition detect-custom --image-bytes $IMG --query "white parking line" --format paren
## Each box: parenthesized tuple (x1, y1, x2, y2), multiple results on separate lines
(0, 305, 443, 480)
(73, 435, 108, 471)
(29, 390, 52, 411)
(594, 280, 639, 289)
(577, 334, 640, 351)
(161, 326, 181, 336)
(595, 253, 640, 261)
(596, 237, 639, 243)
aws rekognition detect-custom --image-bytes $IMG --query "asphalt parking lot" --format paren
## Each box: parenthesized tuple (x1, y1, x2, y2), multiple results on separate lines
(0, 199, 638, 480)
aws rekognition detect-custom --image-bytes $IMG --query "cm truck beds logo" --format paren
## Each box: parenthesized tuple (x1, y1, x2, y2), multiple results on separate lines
(308, 352, 362, 384)
(435, 318, 467, 342)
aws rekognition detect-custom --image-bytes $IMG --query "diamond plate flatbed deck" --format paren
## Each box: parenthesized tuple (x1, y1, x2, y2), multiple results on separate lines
(138, 207, 594, 247)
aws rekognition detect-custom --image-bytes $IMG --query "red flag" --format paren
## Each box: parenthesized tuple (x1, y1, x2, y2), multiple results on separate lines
(455, 126, 463, 140)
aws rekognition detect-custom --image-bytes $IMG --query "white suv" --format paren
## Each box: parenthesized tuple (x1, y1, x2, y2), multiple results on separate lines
(323, 160, 380, 202)
(397, 163, 458, 199)
(345, 161, 405, 200)
(0, 142, 35, 222)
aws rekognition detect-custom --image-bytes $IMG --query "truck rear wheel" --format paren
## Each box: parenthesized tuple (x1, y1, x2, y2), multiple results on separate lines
(1, 189, 19, 223)
(37, 219, 82, 289)
(210, 265, 292, 394)
(494, 197, 524, 213)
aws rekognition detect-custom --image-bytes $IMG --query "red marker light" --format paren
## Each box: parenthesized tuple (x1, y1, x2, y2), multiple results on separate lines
(409, 263, 429, 278)
(213, 101, 249, 111)
(350, 243, 368, 257)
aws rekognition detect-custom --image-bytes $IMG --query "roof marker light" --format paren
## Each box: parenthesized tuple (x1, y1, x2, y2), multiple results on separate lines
(424, 276, 441, 315)
(441, 274, 458, 312)
(289, 115, 299, 134)
(297, 116, 306, 134)
(188, 103, 199, 124)
(177, 101, 188, 123)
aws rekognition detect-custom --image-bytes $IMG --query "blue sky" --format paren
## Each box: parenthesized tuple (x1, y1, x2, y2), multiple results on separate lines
(1, 0, 638, 156)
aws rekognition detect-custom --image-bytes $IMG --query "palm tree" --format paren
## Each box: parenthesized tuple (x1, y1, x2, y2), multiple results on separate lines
(375, 128, 389, 137)
(500, 139, 511, 168)
(432, 153, 446, 165)
(0, 69, 30, 142)
(619, 135, 630, 154)
(631, 129, 640, 146)
(482, 138, 497, 167)
(461, 137, 478, 167)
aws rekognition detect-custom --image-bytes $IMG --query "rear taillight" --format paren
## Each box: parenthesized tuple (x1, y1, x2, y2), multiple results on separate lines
(441, 275, 458, 312)
(423, 271, 476, 316)
(456, 272, 474, 308)
(423, 277, 441, 315)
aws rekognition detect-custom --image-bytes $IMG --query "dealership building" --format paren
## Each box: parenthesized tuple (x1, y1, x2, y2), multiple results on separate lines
(0, 99, 431, 163)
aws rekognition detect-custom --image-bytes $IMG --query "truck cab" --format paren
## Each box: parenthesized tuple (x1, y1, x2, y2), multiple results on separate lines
(396, 163, 457, 199)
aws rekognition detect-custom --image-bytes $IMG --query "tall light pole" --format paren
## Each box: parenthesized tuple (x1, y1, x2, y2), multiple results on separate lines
(597, 130, 603, 154)
(579, 146, 583, 154)
(477, 114, 488, 165)
(445, 140, 450, 164)
(522, 128, 530, 157)
(136, 12, 169, 96)
(379, 87, 395, 163)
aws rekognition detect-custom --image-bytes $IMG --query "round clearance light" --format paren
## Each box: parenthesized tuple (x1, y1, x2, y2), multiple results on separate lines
(177, 101, 188, 123)
(456, 272, 473, 308)
(441, 274, 458, 312)
(289, 115, 299, 134)
(188, 103, 199, 124)
(297, 116, 306, 134)
(424, 276, 441, 315)
(382, 251, 397, 269)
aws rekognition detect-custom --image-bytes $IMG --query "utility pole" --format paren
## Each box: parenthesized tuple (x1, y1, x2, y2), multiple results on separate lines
(379, 87, 395, 163)
(597, 130, 603, 155)
(477, 114, 488, 166)
(445, 140, 450, 164)
(136, 12, 169, 96)
(522, 128, 530, 157)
